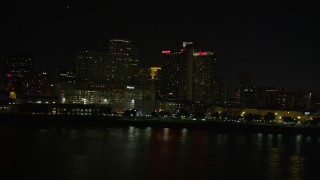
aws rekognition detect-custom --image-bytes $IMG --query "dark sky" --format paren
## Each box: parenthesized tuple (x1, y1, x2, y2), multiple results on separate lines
(1, 1, 319, 92)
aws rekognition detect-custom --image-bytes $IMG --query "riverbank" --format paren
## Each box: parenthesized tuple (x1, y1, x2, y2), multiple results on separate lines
(1, 114, 320, 135)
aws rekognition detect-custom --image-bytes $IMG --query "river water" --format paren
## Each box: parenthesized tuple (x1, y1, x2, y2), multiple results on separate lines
(1, 125, 319, 179)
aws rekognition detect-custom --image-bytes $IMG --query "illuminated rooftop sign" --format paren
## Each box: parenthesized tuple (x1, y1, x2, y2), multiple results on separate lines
(193, 51, 213, 56)
(150, 67, 161, 79)
(150, 67, 161, 70)
(161, 50, 171, 54)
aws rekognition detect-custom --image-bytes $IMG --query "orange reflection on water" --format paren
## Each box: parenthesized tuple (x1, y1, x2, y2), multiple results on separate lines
(288, 155, 305, 180)
(268, 148, 281, 180)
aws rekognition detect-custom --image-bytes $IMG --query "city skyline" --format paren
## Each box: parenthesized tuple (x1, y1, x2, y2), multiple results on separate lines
(1, 1, 319, 92)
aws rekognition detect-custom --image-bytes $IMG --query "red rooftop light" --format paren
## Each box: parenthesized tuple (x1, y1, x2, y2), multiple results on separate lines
(161, 50, 171, 54)
(198, 51, 207, 55)
(193, 51, 208, 56)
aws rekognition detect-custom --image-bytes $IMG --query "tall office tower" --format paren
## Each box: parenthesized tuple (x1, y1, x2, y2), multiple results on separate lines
(160, 42, 216, 103)
(214, 76, 229, 105)
(187, 50, 216, 103)
(2, 56, 34, 95)
(76, 51, 116, 83)
(160, 49, 183, 99)
(109, 39, 140, 84)
(160, 42, 196, 100)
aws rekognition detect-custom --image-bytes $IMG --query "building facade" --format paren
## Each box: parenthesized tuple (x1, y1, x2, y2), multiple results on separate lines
(109, 39, 140, 84)
(76, 51, 116, 83)
(160, 49, 183, 99)
(57, 81, 158, 115)
(187, 50, 216, 103)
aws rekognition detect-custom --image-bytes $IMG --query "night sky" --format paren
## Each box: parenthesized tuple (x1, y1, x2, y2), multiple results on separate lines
(1, 1, 319, 92)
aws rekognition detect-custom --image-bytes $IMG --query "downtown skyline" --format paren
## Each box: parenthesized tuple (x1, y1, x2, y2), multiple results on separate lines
(1, 1, 319, 93)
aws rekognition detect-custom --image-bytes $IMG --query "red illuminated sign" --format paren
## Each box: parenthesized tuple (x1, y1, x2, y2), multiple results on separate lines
(7, 74, 11, 78)
(198, 52, 207, 55)
(193, 51, 208, 56)
(161, 50, 171, 54)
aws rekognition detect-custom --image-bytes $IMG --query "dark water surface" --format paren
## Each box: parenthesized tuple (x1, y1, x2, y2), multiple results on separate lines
(1, 124, 320, 179)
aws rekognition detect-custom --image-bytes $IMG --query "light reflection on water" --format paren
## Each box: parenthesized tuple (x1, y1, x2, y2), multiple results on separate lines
(0, 125, 319, 179)
(288, 155, 305, 180)
(268, 147, 281, 180)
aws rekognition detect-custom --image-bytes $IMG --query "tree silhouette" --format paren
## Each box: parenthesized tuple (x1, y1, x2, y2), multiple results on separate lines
(264, 112, 275, 122)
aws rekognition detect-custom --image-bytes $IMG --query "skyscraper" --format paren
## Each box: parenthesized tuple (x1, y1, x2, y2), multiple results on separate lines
(2, 56, 34, 96)
(109, 39, 140, 84)
(68, 39, 156, 113)
(160, 42, 217, 104)
(160, 49, 183, 99)
(187, 50, 216, 103)
(4, 56, 33, 76)
(76, 51, 115, 83)
(237, 73, 256, 107)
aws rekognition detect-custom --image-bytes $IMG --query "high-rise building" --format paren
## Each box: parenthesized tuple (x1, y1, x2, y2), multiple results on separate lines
(239, 86, 256, 108)
(76, 51, 116, 83)
(69, 39, 159, 114)
(20, 71, 54, 96)
(2, 56, 34, 97)
(256, 87, 286, 109)
(4, 56, 33, 76)
(187, 50, 216, 103)
(237, 73, 256, 107)
(214, 77, 229, 105)
(160, 49, 183, 99)
(109, 39, 140, 84)
(160, 42, 217, 103)
(76, 39, 140, 84)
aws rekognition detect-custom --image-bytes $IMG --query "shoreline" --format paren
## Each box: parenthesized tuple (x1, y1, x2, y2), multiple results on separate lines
(1, 114, 320, 135)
